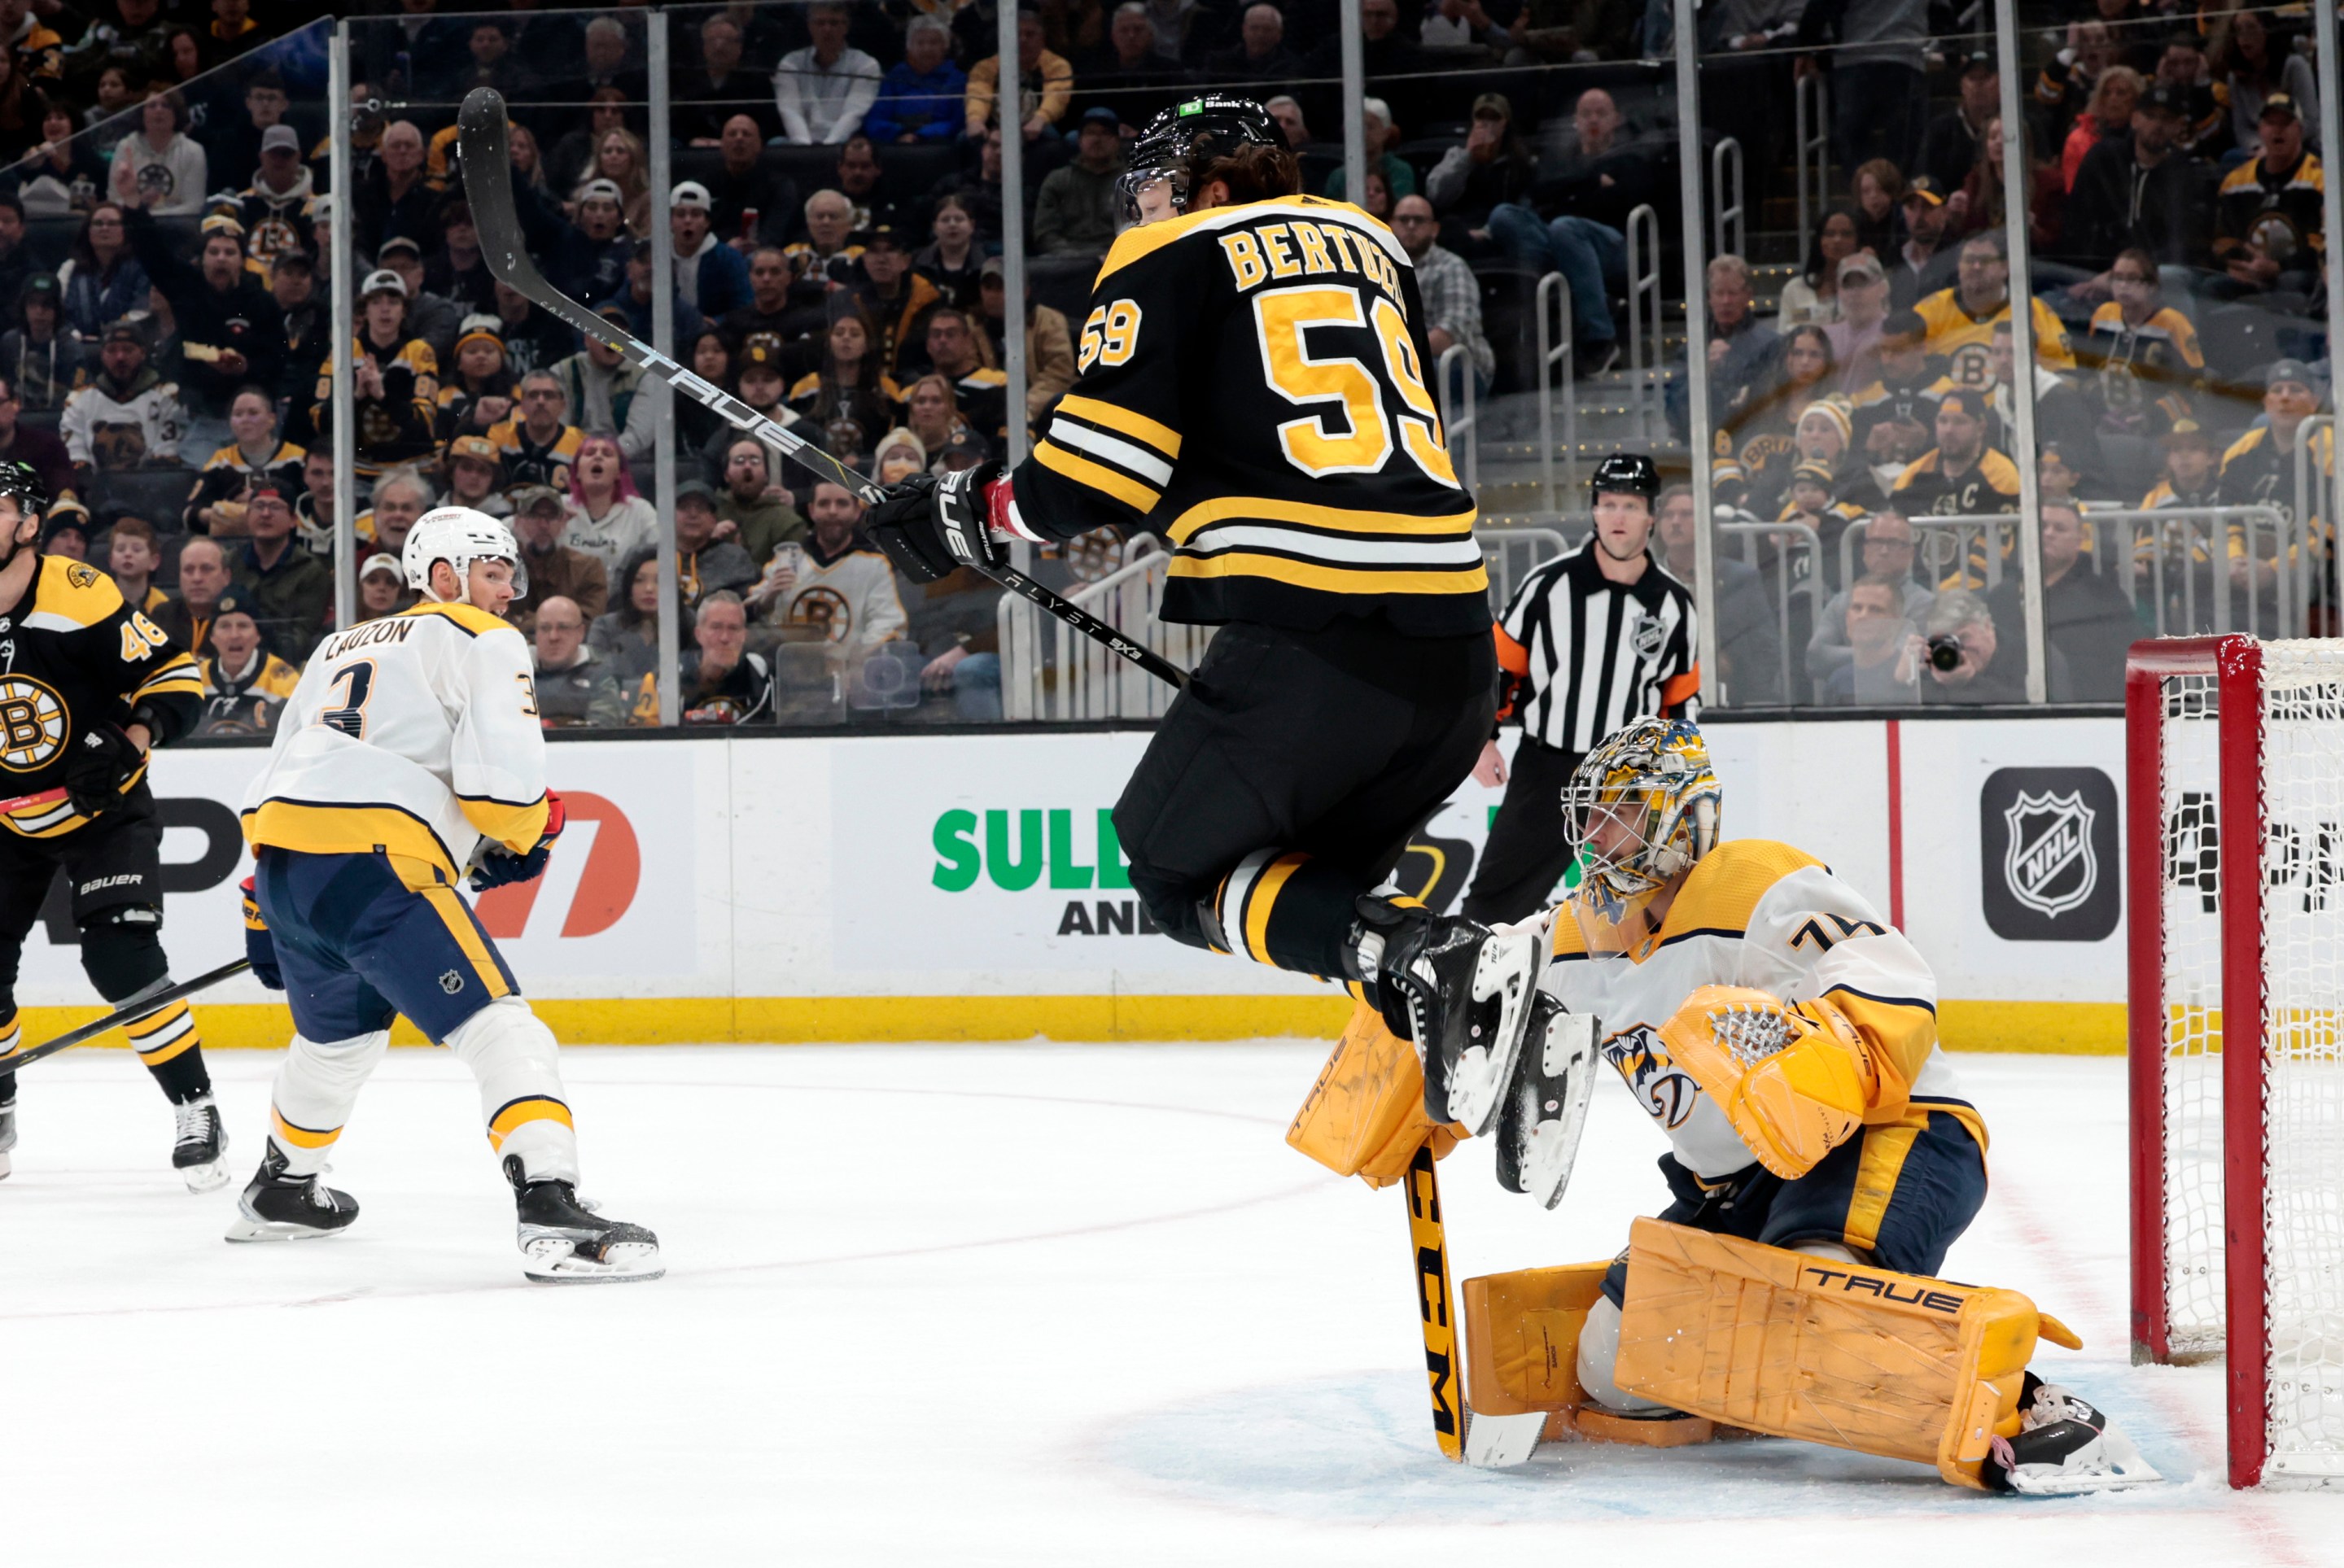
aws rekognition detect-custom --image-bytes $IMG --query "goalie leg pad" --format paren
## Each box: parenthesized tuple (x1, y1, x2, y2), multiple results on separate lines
(446, 998, 579, 1186)
(1287, 1000, 1461, 1187)
(267, 1029, 389, 1176)
(1461, 1262, 1725, 1448)
(1611, 1216, 2084, 1487)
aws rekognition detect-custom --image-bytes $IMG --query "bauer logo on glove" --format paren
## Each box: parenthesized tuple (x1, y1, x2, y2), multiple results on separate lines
(1658, 985, 1876, 1179)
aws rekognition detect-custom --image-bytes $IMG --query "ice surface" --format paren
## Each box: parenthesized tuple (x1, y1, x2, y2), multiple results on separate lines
(2, 1044, 2334, 1566)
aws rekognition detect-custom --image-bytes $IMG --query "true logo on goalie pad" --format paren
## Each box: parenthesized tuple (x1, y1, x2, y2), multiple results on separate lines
(1979, 767, 2120, 941)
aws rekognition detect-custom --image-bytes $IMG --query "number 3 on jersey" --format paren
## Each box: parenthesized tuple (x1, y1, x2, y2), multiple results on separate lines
(321, 661, 375, 739)
(1254, 286, 1458, 486)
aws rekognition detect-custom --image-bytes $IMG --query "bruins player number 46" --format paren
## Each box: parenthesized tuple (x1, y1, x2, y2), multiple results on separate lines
(0, 461, 225, 1189)
(868, 97, 1546, 1125)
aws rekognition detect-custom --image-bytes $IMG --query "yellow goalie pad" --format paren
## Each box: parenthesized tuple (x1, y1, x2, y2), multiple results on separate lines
(1660, 985, 1876, 1180)
(1288, 1001, 1463, 1188)
(1461, 1263, 1736, 1448)
(1612, 1217, 2082, 1488)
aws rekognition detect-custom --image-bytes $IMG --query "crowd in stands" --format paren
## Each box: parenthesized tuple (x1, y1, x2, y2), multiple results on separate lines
(0, 0, 2323, 732)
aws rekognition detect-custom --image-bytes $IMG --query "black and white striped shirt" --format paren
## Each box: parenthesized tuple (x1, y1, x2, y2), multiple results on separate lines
(1494, 541, 1700, 753)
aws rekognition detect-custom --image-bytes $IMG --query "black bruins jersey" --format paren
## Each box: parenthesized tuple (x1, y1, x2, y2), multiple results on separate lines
(0, 554, 201, 838)
(1004, 194, 1487, 635)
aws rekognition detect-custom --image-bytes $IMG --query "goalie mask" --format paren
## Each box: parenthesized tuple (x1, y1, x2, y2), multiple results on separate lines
(1562, 717, 1721, 928)
(1117, 95, 1284, 224)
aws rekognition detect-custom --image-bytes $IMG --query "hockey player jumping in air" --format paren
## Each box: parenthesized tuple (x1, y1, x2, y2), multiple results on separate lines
(1485, 717, 2157, 1493)
(0, 461, 225, 1189)
(233, 506, 659, 1282)
(866, 96, 1542, 1129)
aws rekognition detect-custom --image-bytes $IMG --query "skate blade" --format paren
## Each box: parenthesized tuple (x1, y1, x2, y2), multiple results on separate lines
(179, 1157, 231, 1195)
(521, 1237, 664, 1285)
(224, 1212, 347, 1243)
(1446, 928, 1547, 1137)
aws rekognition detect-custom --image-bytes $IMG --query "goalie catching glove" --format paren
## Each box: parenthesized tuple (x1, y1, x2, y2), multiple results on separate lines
(470, 790, 566, 893)
(865, 462, 1010, 583)
(1659, 984, 1876, 1180)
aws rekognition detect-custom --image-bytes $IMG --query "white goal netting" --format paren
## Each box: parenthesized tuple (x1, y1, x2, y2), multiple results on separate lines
(2154, 668, 2225, 1360)
(2153, 641, 2344, 1482)
(2253, 644, 2344, 1480)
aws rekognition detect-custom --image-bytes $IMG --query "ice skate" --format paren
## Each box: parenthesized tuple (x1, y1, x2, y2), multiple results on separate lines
(1495, 994, 1598, 1207)
(0, 1094, 15, 1181)
(224, 1147, 359, 1242)
(172, 1094, 230, 1193)
(1358, 900, 1545, 1137)
(507, 1155, 663, 1284)
(1982, 1375, 2161, 1494)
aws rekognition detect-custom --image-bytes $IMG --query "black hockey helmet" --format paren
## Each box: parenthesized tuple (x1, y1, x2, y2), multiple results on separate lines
(1590, 452, 1661, 508)
(1117, 95, 1284, 223)
(0, 459, 50, 526)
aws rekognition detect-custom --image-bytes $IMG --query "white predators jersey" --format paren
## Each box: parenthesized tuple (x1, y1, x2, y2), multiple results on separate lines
(241, 601, 550, 879)
(1542, 839, 1984, 1181)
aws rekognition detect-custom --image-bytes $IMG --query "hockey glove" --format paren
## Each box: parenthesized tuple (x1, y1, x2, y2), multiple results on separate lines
(470, 790, 566, 893)
(864, 462, 1007, 583)
(62, 722, 142, 818)
(240, 876, 283, 991)
(1659, 985, 1877, 1180)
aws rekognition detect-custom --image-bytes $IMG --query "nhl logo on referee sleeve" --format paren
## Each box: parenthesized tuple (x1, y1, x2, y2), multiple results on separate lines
(1979, 767, 2119, 941)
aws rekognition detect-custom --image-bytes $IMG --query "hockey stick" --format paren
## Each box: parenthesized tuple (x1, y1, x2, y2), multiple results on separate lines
(0, 958, 251, 1075)
(0, 786, 66, 815)
(453, 89, 1188, 694)
(1403, 1141, 1465, 1462)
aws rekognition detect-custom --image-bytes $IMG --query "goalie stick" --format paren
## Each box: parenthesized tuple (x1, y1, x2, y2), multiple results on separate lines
(0, 959, 251, 1075)
(453, 89, 1188, 694)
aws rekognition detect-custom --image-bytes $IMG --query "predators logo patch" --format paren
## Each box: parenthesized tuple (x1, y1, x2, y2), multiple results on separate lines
(1601, 1022, 1700, 1129)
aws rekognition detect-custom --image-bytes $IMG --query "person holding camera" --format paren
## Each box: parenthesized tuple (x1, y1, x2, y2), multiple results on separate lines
(1898, 588, 2067, 705)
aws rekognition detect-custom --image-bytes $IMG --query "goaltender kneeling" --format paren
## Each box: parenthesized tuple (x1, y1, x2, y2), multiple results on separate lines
(1399, 718, 2151, 1492)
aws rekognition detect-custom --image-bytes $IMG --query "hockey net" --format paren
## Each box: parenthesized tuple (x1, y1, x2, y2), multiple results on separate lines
(2128, 636, 2344, 1488)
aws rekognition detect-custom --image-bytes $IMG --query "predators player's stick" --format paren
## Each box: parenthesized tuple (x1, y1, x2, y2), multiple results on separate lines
(2, 959, 251, 1073)
(453, 89, 1190, 695)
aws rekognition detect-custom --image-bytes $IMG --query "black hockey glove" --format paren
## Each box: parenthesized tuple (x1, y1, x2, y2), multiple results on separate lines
(240, 876, 283, 991)
(62, 722, 142, 818)
(864, 462, 1006, 584)
(470, 790, 566, 893)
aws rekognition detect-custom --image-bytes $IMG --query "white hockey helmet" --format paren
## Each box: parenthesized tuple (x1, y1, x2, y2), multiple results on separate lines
(403, 505, 526, 600)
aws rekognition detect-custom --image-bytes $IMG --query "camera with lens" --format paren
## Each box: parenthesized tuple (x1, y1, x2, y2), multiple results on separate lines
(1925, 633, 1965, 672)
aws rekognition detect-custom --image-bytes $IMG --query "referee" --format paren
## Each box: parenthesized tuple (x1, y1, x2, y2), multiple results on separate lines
(1461, 453, 1700, 924)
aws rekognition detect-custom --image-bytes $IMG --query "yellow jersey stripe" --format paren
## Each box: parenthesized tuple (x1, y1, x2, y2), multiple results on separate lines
(488, 1095, 573, 1148)
(1056, 395, 1182, 460)
(1842, 1114, 1926, 1255)
(243, 800, 461, 880)
(1167, 496, 1478, 546)
(271, 1108, 341, 1150)
(1166, 553, 1489, 596)
(1035, 439, 1161, 513)
(1243, 853, 1309, 965)
(457, 793, 550, 856)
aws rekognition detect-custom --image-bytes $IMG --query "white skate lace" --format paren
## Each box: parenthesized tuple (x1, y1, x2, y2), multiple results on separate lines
(173, 1098, 214, 1145)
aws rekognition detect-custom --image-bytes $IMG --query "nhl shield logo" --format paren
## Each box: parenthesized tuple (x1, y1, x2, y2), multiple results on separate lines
(1629, 611, 1666, 660)
(2004, 789, 2097, 918)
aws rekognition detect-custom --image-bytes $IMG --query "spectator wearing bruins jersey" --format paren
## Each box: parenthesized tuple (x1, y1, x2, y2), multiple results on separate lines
(194, 589, 299, 736)
(2216, 361, 2333, 579)
(2209, 94, 2324, 302)
(0, 462, 228, 1192)
(1893, 389, 2021, 523)
(181, 387, 304, 534)
(868, 98, 1541, 1090)
(2079, 249, 2202, 441)
(308, 270, 440, 481)
(1911, 231, 2074, 395)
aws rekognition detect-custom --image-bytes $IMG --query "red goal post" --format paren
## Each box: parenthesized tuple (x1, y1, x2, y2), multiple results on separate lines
(2126, 635, 2344, 1490)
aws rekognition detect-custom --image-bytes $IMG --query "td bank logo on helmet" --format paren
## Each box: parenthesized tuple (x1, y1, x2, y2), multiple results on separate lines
(929, 807, 1157, 938)
(474, 791, 641, 940)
